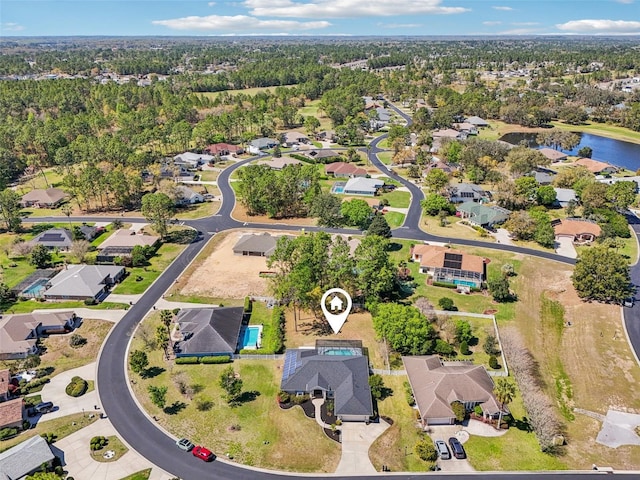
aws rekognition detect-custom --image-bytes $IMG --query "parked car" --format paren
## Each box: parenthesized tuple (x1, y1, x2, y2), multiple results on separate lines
(435, 440, 450, 460)
(624, 297, 634, 308)
(176, 438, 194, 452)
(448, 437, 466, 459)
(192, 445, 214, 462)
(34, 402, 54, 414)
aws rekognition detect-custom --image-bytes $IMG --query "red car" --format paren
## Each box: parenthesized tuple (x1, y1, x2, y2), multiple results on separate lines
(192, 445, 214, 462)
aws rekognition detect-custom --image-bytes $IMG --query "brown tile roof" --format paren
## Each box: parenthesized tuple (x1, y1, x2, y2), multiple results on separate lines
(205, 143, 243, 155)
(412, 245, 485, 274)
(0, 398, 23, 429)
(574, 158, 617, 174)
(403, 356, 500, 421)
(553, 219, 602, 237)
(538, 148, 568, 161)
(0, 370, 9, 397)
(20, 188, 68, 206)
(325, 162, 367, 176)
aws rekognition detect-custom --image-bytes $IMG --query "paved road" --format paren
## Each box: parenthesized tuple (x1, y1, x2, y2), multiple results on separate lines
(623, 214, 640, 365)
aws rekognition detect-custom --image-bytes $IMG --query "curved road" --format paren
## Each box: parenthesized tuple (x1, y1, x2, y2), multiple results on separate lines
(59, 104, 629, 479)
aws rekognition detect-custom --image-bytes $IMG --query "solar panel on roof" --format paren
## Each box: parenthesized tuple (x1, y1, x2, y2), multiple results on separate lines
(40, 233, 64, 241)
(282, 350, 302, 381)
(443, 252, 463, 269)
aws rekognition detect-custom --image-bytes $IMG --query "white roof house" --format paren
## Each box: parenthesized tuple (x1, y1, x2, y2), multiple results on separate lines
(173, 152, 214, 167)
(343, 177, 384, 196)
(0, 436, 55, 479)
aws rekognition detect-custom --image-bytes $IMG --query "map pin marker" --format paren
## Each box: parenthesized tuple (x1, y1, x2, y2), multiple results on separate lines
(320, 288, 352, 334)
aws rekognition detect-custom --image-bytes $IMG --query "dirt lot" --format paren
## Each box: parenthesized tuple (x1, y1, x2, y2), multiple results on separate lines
(180, 229, 298, 299)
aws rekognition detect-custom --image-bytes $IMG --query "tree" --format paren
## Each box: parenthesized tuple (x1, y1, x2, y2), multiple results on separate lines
(0, 189, 22, 232)
(580, 182, 609, 211)
(341, 199, 372, 229)
(129, 350, 149, 375)
(304, 116, 321, 135)
(506, 147, 549, 176)
(372, 303, 437, 355)
(421, 193, 454, 216)
(606, 181, 637, 211)
(493, 378, 516, 428)
(572, 246, 633, 303)
(310, 193, 343, 228)
(450, 400, 466, 422)
(454, 319, 474, 344)
(488, 276, 512, 302)
(536, 185, 557, 206)
(155, 325, 169, 359)
(70, 240, 89, 263)
(577, 146, 593, 158)
(414, 438, 438, 462)
(505, 211, 536, 240)
(438, 297, 455, 311)
(0, 282, 13, 304)
(424, 168, 449, 193)
(219, 366, 243, 405)
(30, 244, 52, 269)
(355, 235, 395, 301)
(483, 334, 501, 356)
(367, 214, 392, 238)
(141, 192, 174, 239)
(368, 374, 386, 400)
(26, 472, 60, 480)
(147, 385, 167, 409)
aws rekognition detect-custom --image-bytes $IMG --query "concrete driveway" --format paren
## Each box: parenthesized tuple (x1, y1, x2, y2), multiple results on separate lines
(335, 419, 390, 474)
(555, 237, 577, 258)
(33, 363, 100, 424)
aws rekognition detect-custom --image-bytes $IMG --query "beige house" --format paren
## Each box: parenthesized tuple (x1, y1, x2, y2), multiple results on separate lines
(553, 219, 601, 243)
(0, 311, 77, 360)
(411, 244, 486, 288)
(0, 369, 23, 431)
(403, 355, 502, 426)
(20, 188, 68, 208)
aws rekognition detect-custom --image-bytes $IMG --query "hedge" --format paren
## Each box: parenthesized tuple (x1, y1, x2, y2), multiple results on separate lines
(24, 376, 51, 393)
(65, 376, 88, 397)
(0, 428, 18, 440)
(243, 296, 252, 314)
(175, 355, 231, 365)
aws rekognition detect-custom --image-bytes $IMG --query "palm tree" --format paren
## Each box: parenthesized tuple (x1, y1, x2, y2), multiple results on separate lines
(493, 378, 516, 429)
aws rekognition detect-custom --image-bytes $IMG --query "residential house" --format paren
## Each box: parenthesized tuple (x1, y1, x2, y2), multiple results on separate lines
(456, 202, 510, 228)
(0, 311, 78, 360)
(257, 157, 303, 171)
(370, 107, 391, 130)
(403, 355, 502, 426)
(325, 162, 367, 178)
(315, 130, 336, 142)
(532, 170, 556, 185)
(176, 185, 205, 205)
(280, 340, 373, 422)
(29, 228, 73, 251)
(173, 152, 214, 168)
(553, 188, 578, 208)
(304, 149, 341, 162)
(96, 230, 159, 263)
(432, 129, 467, 141)
(343, 177, 384, 196)
(173, 307, 245, 357)
(204, 143, 244, 157)
(143, 162, 194, 183)
(282, 131, 311, 146)
(232, 233, 291, 257)
(574, 158, 618, 175)
(411, 244, 486, 288)
(553, 218, 601, 244)
(448, 183, 489, 203)
(465, 116, 489, 127)
(20, 188, 68, 208)
(363, 96, 382, 110)
(597, 176, 640, 192)
(538, 148, 568, 162)
(248, 138, 278, 154)
(0, 369, 23, 431)
(453, 122, 478, 135)
(43, 265, 125, 301)
(0, 436, 56, 479)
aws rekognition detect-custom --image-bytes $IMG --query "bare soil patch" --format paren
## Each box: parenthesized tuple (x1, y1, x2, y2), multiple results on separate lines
(180, 229, 298, 299)
(232, 205, 318, 227)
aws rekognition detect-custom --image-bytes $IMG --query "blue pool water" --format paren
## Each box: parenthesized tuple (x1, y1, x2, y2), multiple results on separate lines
(332, 186, 345, 193)
(240, 326, 261, 349)
(22, 278, 48, 297)
(453, 279, 477, 288)
(322, 348, 359, 356)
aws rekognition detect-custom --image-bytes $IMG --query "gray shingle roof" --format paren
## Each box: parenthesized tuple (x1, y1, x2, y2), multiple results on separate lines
(232, 233, 290, 257)
(176, 307, 244, 356)
(0, 435, 54, 480)
(44, 265, 124, 299)
(280, 349, 373, 418)
(30, 228, 73, 249)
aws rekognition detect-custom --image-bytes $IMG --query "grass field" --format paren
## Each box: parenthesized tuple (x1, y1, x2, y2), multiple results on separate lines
(130, 313, 340, 472)
(0, 412, 98, 453)
(380, 190, 411, 208)
(197, 85, 297, 101)
(377, 152, 393, 165)
(385, 212, 405, 228)
(175, 200, 220, 220)
(114, 243, 185, 294)
(119, 470, 151, 480)
(1, 300, 127, 314)
(91, 435, 129, 463)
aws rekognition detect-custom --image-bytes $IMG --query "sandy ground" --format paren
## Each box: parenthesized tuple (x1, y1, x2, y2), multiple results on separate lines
(181, 229, 297, 299)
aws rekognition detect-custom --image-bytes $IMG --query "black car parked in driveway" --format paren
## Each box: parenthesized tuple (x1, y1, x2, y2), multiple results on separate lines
(448, 437, 466, 459)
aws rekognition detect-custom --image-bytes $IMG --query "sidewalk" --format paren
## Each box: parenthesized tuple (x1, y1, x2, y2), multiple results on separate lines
(32, 308, 128, 323)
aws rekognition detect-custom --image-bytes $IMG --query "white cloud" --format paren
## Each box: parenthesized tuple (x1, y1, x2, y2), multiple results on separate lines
(483, 21, 502, 25)
(492, 5, 513, 10)
(1, 22, 25, 32)
(244, 0, 468, 18)
(556, 19, 640, 33)
(152, 14, 330, 31)
(614, 0, 634, 4)
(208, 2, 216, 5)
(379, 23, 422, 28)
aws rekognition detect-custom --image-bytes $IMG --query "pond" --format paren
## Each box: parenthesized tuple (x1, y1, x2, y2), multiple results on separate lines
(499, 131, 640, 171)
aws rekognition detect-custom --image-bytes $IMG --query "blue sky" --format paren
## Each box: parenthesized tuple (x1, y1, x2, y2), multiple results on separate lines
(1, 0, 640, 37)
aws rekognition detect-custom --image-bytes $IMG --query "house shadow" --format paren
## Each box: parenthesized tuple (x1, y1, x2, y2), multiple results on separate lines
(50, 444, 66, 467)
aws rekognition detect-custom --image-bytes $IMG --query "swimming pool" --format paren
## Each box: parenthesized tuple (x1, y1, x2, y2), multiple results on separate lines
(319, 347, 362, 356)
(240, 325, 263, 350)
(331, 182, 347, 194)
(22, 278, 49, 297)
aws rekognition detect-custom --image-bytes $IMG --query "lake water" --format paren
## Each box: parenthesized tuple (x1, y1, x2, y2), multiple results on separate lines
(499, 131, 640, 171)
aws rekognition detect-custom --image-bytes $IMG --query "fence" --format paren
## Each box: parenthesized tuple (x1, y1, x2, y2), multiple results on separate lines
(232, 354, 284, 361)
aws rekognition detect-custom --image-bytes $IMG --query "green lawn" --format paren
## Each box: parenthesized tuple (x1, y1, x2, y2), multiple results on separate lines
(1, 300, 127, 314)
(0, 412, 99, 453)
(551, 120, 640, 144)
(119, 470, 151, 480)
(377, 152, 393, 165)
(384, 212, 405, 228)
(91, 435, 129, 463)
(199, 170, 219, 182)
(379, 190, 411, 208)
(175, 200, 220, 220)
(113, 243, 185, 294)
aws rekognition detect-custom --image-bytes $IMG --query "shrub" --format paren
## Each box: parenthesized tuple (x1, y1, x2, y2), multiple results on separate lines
(403, 380, 415, 406)
(69, 334, 87, 348)
(292, 394, 309, 404)
(438, 297, 455, 311)
(22, 419, 31, 430)
(474, 405, 483, 416)
(243, 296, 252, 313)
(65, 376, 88, 397)
(41, 432, 56, 444)
(278, 391, 291, 403)
(460, 341, 470, 355)
(483, 334, 501, 356)
(0, 427, 18, 440)
(489, 355, 500, 369)
(90, 436, 108, 451)
(24, 375, 51, 393)
(194, 395, 213, 411)
(450, 401, 466, 422)
(432, 281, 458, 289)
(172, 308, 180, 316)
(175, 357, 199, 364)
(414, 438, 438, 462)
(84, 298, 98, 306)
(200, 355, 231, 364)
